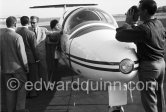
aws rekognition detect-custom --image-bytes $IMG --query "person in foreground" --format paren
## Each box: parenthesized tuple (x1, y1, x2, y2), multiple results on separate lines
(1, 16, 29, 112)
(116, 0, 166, 112)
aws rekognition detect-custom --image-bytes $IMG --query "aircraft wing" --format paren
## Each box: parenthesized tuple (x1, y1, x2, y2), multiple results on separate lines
(30, 4, 98, 8)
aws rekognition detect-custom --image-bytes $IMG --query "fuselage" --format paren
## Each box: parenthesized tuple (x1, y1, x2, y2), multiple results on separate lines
(59, 7, 139, 82)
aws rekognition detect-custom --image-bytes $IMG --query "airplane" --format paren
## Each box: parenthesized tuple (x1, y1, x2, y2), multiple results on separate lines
(30, 4, 139, 82)
(30, 4, 139, 111)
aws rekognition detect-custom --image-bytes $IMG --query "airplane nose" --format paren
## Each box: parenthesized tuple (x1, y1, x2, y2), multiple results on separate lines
(69, 24, 138, 82)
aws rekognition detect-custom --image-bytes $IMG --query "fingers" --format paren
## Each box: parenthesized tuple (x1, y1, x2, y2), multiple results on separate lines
(125, 7, 135, 24)
(126, 8, 135, 17)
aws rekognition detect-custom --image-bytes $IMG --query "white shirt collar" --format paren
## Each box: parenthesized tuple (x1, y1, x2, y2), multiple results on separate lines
(35, 26, 39, 30)
(7, 28, 15, 32)
(22, 26, 29, 29)
(32, 26, 38, 31)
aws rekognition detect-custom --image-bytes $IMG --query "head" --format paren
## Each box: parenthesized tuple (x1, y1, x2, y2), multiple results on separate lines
(138, 0, 157, 21)
(30, 16, 39, 29)
(50, 19, 60, 31)
(20, 16, 29, 26)
(6, 16, 17, 28)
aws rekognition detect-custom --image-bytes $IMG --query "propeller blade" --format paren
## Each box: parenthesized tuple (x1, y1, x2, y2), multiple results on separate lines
(30, 4, 98, 8)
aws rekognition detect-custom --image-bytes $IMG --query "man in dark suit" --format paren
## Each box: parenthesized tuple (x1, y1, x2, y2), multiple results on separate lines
(1, 16, 28, 112)
(17, 16, 39, 97)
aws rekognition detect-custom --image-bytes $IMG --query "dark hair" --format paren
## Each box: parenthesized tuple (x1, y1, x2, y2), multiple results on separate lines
(140, 0, 157, 15)
(20, 16, 29, 26)
(50, 19, 58, 29)
(6, 16, 17, 28)
(30, 16, 39, 22)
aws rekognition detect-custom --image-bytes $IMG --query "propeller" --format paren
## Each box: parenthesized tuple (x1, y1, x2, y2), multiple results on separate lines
(30, 4, 98, 9)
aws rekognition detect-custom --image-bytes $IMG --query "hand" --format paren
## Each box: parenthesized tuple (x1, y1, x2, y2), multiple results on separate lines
(25, 65, 29, 73)
(36, 60, 40, 63)
(125, 6, 138, 25)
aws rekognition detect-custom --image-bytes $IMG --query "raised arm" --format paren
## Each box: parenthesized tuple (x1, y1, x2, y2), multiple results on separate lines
(116, 24, 149, 43)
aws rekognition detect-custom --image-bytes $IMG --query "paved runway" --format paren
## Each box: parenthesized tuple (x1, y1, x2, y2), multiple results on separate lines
(26, 64, 166, 112)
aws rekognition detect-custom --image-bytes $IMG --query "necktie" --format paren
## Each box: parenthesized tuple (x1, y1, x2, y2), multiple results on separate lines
(33, 28, 37, 39)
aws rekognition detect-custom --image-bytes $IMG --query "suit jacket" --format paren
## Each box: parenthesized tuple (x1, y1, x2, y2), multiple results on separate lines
(29, 26, 48, 56)
(16, 27, 39, 63)
(0, 28, 28, 74)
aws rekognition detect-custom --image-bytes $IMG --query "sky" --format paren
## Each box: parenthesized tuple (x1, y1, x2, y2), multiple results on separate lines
(0, 0, 166, 18)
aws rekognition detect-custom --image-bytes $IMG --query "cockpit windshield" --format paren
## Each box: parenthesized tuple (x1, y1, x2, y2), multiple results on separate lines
(69, 10, 100, 29)
(63, 7, 118, 34)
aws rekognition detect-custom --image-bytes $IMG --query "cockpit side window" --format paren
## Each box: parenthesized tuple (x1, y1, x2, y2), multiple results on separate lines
(101, 12, 118, 28)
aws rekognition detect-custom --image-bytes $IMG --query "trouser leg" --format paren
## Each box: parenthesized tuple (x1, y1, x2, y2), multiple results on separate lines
(5, 72, 27, 112)
(16, 82, 26, 110)
(138, 59, 165, 112)
(139, 77, 158, 112)
(53, 59, 61, 82)
(28, 63, 38, 96)
(6, 90, 17, 112)
(29, 63, 38, 84)
(156, 82, 166, 112)
(46, 44, 53, 82)
(5, 75, 17, 112)
(54, 59, 59, 78)
(156, 63, 165, 112)
(38, 58, 48, 82)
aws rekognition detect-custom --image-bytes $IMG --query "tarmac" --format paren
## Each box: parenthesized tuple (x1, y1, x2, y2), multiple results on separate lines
(24, 64, 166, 112)
(1, 64, 166, 112)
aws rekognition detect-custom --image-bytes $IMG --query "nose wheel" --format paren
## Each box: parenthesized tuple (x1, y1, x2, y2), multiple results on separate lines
(108, 106, 124, 112)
